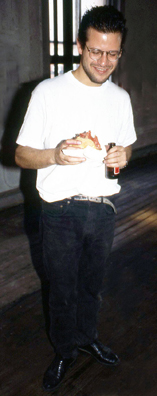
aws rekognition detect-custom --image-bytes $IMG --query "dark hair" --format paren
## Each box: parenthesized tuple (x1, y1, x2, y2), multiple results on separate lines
(78, 5, 127, 49)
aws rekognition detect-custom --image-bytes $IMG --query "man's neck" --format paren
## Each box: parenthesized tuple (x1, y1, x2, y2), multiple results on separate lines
(72, 66, 102, 88)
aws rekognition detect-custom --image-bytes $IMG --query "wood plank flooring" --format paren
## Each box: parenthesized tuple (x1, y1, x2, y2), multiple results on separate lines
(0, 153, 157, 396)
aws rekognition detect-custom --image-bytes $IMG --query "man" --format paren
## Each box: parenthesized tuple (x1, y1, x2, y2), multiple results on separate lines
(15, 5, 136, 392)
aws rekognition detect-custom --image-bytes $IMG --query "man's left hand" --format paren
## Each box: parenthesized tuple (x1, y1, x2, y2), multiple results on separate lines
(104, 145, 132, 169)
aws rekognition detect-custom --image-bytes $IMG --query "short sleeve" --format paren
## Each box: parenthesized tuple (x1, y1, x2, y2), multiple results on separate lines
(16, 85, 47, 149)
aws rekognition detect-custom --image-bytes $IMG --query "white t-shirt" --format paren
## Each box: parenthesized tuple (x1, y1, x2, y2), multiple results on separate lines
(16, 71, 137, 202)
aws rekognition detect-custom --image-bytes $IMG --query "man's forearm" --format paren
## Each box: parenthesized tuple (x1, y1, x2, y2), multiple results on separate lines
(125, 145, 132, 163)
(15, 139, 86, 169)
(15, 145, 56, 169)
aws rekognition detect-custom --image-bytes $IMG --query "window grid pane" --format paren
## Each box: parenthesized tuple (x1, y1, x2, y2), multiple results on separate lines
(50, 64, 55, 78)
(49, 0, 54, 43)
(58, 64, 64, 75)
(57, 0, 64, 55)
(58, 43, 64, 56)
(50, 42, 54, 56)
(81, 0, 106, 16)
(73, 63, 79, 71)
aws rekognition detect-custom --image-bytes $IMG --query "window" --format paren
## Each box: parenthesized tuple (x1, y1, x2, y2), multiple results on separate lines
(48, 0, 122, 78)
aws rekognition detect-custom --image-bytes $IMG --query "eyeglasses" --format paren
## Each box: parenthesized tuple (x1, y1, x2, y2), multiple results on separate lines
(86, 45, 121, 62)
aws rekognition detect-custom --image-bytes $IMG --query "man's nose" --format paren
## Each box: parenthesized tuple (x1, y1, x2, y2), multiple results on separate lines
(99, 52, 109, 65)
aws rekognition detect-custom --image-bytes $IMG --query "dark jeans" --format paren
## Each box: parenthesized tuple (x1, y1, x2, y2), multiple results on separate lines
(41, 198, 115, 358)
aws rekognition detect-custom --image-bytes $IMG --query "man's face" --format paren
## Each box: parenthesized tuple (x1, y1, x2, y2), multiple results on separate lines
(77, 28, 122, 86)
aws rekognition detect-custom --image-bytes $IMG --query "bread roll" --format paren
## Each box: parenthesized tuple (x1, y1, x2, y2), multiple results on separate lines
(72, 131, 101, 150)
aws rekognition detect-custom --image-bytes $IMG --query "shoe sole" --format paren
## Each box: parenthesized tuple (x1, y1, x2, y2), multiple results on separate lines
(43, 381, 62, 393)
(78, 347, 120, 366)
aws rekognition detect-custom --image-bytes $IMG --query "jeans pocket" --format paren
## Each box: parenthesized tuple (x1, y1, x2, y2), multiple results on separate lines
(42, 200, 70, 217)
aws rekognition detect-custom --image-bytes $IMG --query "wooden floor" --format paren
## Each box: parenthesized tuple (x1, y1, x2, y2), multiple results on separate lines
(1, 154, 157, 396)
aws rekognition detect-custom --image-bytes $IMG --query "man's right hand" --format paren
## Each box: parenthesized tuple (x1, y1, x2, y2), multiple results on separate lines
(54, 139, 86, 165)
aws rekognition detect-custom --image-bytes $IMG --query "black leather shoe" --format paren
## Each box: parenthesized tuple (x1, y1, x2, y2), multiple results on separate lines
(43, 354, 76, 392)
(78, 340, 119, 366)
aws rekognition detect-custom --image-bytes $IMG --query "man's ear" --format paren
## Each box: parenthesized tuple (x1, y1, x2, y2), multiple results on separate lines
(77, 39, 83, 55)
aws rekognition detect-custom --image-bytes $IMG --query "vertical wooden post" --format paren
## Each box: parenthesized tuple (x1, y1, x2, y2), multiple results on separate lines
(63, 0, 73, 72)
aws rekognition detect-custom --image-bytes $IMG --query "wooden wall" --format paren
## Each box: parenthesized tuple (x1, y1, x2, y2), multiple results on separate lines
(115, 0, 157, 149)
(0, 0, 49, 194)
